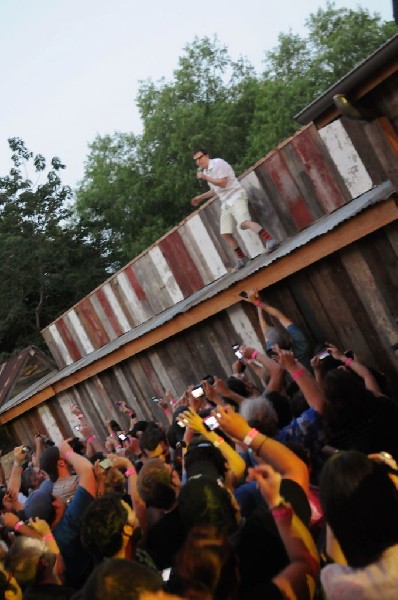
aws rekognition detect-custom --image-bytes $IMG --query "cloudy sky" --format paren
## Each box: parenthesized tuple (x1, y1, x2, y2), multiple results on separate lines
(0, 0, 394, 188)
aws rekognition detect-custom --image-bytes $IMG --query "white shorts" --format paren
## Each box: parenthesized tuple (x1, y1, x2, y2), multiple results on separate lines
(219, 191, 251, 235)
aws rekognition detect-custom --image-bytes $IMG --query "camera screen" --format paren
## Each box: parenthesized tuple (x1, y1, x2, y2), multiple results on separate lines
(192, 386, 204, 399)
(204, 415, 220, 430)
(317, 350, 329, 360)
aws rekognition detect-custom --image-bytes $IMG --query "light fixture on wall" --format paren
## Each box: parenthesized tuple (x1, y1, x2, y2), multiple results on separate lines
(333, 94, 376, 121)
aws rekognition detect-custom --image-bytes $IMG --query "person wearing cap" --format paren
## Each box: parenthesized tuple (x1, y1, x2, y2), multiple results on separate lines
(190, 149, 278, 271)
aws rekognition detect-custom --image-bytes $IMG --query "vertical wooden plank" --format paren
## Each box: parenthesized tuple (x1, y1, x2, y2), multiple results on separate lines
(183, 215, 227, 281)
(98, 285, 129, 335)
(266, 151, 314, 229)
(56, 318, 82, 362)
(44, 325, 72, 368)
(77, 299, 110, 349)
(65, 311, 92, 355)
(158, 230, 205, 296)
(90, 293, 119, 341)
(148, 246, 184, 304)
(319, 120, 373, 197)
(116, 271, 149, 325)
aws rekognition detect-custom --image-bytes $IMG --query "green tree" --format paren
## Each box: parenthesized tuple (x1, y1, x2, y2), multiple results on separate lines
(244, 1, 396, 163)
(0, 138, 110, 360)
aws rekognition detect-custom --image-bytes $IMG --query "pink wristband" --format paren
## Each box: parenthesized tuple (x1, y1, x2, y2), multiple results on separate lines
(87, 435, 96, 444)
(271, 504, 293, 522)
(125, 467, 136, 477)
(14, 521, 24, 532)
(251, 350, 258, 360)
(78, 413, 84, 419)
(254, 300, 261, 306)
(344, 357, 353, 367)
(164, 408, 171, 415)
(243, 428, 259, 447)
(43, 533, 54, 542)
(64, 450, 74, 461)
(291, 368, 305, 381)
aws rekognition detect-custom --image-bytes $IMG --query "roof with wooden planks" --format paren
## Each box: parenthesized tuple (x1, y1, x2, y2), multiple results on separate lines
(41, 117, 398, 372)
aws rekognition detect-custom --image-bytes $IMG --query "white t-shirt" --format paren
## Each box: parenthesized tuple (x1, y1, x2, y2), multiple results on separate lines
(204, 158, 245, 207)
(321, 544, 398, 600)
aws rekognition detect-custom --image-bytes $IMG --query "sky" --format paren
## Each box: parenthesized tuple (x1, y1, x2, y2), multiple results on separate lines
(0, 0, 394, 189)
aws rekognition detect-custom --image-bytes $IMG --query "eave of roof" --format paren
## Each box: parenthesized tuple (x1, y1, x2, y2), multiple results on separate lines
(1, 182, 397, 423)
(295, 34, 398, 126)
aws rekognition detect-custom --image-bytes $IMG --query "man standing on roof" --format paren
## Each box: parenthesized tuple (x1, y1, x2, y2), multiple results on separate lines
(191, 148, 278, 271)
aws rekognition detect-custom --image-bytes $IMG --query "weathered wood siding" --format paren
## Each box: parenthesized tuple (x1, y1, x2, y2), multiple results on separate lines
(9, 222, 398, 447)
(41, 119, 398, 369)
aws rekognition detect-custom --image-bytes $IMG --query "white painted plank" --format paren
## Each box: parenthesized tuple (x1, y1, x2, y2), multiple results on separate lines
(185, 215, 228, 279)
(68, 309, 95, 354)
(48, 324, 73, 366)
(319, 120, 372, 198)
(227, 304, 264, 350)
(116, 271, 149, 325)
(38, 405, 63, 444)
(90, 295, 117, 340)
(102, 283, 131, 333)
(149, 246, 184, 304)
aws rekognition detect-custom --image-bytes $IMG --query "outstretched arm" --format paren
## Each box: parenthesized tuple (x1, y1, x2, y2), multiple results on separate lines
(59, 440, 96, 497)
(215, 405, 309, 494)
(276, 348, 325, 414)
(326, 343, 383, 397)
(250, 465, 319, 600)
(178, 408, 246, 489)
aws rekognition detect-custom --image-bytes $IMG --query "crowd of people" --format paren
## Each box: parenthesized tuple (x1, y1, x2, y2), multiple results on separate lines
(0, 289, 397, 599)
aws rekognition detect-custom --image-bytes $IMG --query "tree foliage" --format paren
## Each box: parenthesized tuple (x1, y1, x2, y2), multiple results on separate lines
(0, 138, 110, 360)
(76, 2, 395, 262)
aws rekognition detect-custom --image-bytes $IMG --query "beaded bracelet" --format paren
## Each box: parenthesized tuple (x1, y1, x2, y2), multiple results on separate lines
(14, 521, 24, 532)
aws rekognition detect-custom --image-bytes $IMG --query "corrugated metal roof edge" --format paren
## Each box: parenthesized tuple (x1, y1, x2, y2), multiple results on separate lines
(3, 181, 397, 415)
(294, 33, 398, 125)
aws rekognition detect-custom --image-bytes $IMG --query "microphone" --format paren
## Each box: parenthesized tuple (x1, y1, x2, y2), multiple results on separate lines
(197, 167, 204, 187)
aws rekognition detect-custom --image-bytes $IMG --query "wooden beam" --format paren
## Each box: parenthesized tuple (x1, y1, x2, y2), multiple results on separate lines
(1, 198, 397, 424)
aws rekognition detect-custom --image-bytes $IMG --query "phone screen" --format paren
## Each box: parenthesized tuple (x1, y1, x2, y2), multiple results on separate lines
(99, 458, 111, 470)
(118, 433, 127, 441)
(204, 415, 220, 430)
(192, 386, 204, 399)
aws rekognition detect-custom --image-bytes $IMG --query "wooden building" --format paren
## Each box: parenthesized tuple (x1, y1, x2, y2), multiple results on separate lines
(1, 35, 397, 447)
